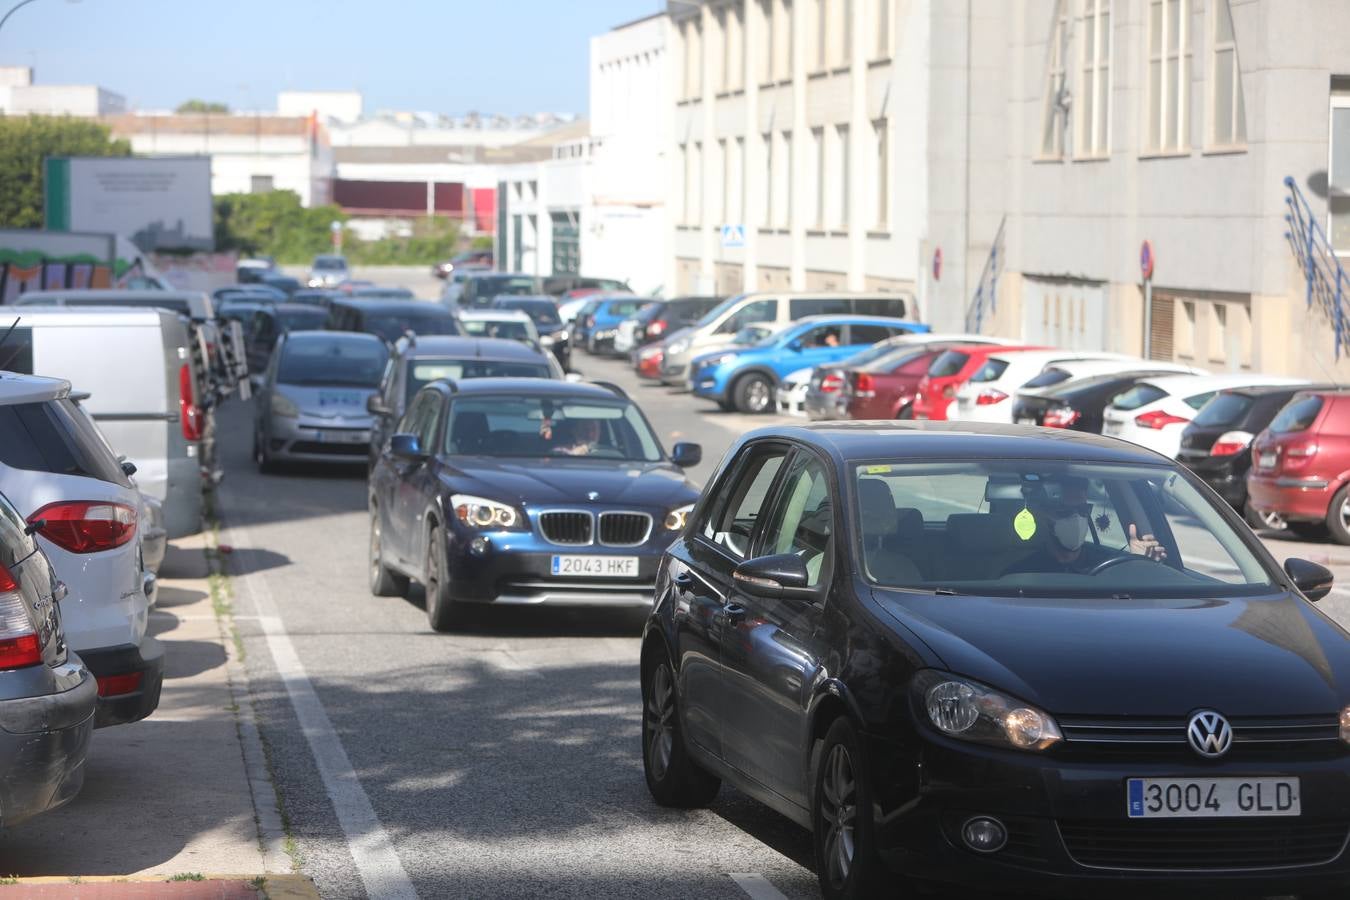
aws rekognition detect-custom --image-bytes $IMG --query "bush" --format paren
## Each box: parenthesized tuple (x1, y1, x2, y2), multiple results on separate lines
(0, 117, 131, 229)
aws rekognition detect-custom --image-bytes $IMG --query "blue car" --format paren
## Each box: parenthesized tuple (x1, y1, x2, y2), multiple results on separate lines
(367, 378, 702, 630)
(576, 296, 650, 355)
(689, 315, 930, 413)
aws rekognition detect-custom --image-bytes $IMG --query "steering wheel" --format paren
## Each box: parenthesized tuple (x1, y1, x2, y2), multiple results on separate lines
(1087, 554, 1147, 576)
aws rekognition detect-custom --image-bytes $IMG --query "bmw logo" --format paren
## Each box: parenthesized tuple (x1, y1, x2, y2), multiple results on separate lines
(587, 491, 600, 501)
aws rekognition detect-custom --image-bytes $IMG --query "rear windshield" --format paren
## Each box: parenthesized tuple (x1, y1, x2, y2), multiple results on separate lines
(601, 300, 645, 317)
(276, 309, 329, 331)
(927, 350, 970, 378)
(1183, 390, 1220, 411)
(969, 358, 1010, 384)
(1111, 383, 1168, 411)
(461, 319, 532, 341)
(0, 399, 131, 487)
(278, 339, 387, 387)
(1270, 395, 1324, 433)
(1192, 392, 1253, 427)
(363, 312, 458, 342)
(406, 358, 552, 402)
(314, 257, 347, 270)
(497, 301, 560, 325)
(1022, 367, 1072, 390)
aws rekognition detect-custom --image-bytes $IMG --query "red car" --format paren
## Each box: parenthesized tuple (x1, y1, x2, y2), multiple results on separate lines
(1248, 389, 1350, 542)
(844, 345, 953, 419)
(636, 345, 664, 379)
(911, 344, 1045, 421)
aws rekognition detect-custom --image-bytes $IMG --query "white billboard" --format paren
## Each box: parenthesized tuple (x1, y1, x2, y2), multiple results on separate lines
(45, 156, 214, 252)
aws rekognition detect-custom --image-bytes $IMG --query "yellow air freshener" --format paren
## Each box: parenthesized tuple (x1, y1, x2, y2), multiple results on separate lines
(1014, 508, 1037, 542)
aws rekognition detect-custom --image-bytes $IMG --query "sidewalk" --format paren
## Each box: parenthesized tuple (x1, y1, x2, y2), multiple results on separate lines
(0, 535, 300, 895)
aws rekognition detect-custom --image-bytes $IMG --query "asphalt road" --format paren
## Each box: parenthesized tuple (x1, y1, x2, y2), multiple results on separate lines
(218, 348, 1350, 900)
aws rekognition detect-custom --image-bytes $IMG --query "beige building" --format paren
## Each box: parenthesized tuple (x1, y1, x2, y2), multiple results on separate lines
(667, 0, 920, 303)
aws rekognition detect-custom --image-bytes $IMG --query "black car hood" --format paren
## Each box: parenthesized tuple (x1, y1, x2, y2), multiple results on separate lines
(441, 455, 698, 509)
(873, 589, 1350, 716)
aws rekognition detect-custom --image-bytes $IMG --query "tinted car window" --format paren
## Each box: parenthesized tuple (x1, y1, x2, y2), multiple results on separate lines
(1192, 392, 1254, 427)
(849, 324, 899, 345)
(313, 257, 347, 270)
(969, 358, 1011, 384)
(443, 396, 661, 461)
(405, 359, 552, 402)
(275, 309, 329, 331)
(602, 300, 645, 317)
(473, 276, 537, 298)
(1183, 390, 1220, 411)
(927, 350, 970, 378)
(790, 298, 852, 318)
(460, 319, 532, 341)
(0, 399, 131, 487)
(1022, 367, 1073, 389)
(496, 300, 561, 325)
(277, 339, 387, 387)
(702, 447, 787, 558)
(716, 299, 777, 333)
(1271, 395, 1324, 433)
(1111, 383, 1168, 411)
(762, 457, 833, 586)
(363, 311, 459, 342)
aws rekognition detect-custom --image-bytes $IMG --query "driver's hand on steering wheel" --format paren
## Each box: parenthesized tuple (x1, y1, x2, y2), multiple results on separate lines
(1128, 523, 1168, 561)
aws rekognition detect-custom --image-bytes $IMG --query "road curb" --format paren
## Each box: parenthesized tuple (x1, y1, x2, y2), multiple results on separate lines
(0, 874, 319, 898)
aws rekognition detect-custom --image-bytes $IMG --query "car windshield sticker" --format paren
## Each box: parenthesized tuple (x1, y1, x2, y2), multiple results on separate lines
(864, 465, 892, 475)
(1014, 507, 1037, 542)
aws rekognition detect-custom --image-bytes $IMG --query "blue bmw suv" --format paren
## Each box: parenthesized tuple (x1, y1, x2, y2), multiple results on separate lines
(689, 315, 930, 413)
(367, 378, 703, 630)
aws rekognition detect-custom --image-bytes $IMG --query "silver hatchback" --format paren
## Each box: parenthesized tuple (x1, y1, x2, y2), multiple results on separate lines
(253, 331, 388, 470)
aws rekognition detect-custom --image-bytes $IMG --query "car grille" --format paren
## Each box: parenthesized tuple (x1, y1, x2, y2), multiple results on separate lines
(1058, 818, 1350, 871)
(599, 512, 651, 546)
(539, 512, 592, 545)
(1057, 715, 1344, 759)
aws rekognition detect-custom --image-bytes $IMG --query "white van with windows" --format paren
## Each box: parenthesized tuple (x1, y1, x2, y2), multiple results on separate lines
(658, 292, 919, 386)
(0, 308, 206, 538)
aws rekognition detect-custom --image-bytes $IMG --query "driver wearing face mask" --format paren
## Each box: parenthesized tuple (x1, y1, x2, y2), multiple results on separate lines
(1004, 478, 1167, 575)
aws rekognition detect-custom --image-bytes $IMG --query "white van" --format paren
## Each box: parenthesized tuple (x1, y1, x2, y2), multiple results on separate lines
(658, 291, 918, 385)
(0, 308, 205, 538)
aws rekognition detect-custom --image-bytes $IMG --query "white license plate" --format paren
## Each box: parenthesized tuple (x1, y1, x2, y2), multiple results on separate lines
(1103, 421, 1123, 435)
(1016, 417, 1037, 426)
(550, 555, 639, 577)
(1127, 777, 1300, 819)
(315, 430, 367, 444)
(1258, 452, 1278, 468)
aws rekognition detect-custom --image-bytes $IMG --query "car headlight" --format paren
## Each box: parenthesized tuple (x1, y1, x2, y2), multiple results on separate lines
(1341, 706, 1350, 745)
(913, 670, 1062, 752)
(663, 503, 695, 531)
(668, 338, 689, 356)
(708, 353, 739, 367)
(451, 494, 524, 530)
(270, 394, 299, 418)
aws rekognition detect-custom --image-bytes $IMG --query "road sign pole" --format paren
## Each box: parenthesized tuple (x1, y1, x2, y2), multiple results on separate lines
(1142, 276, 1153, 360)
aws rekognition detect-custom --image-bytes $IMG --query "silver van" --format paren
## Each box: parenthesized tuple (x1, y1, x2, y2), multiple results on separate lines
(659, 291, 918, 386)
(0, 308, 205, 538)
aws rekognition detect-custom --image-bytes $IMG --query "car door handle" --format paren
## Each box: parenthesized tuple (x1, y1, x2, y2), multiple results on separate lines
(672, 571, 694, 588)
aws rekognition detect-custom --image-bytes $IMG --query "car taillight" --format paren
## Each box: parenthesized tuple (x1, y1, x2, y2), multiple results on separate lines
(976, 389, 1008, 406)
(1043, 407, 1081, 428)
(179, 364, 203, 442)
(29, 501, 137, 554)
(649, 320, 667, 337)
(820, 374, 842, 394)
(1134, 410, 1190, 430)
(853, 373, 876, 397)
(0, 566, 41, 670)
(1209, 430, 1255, 457)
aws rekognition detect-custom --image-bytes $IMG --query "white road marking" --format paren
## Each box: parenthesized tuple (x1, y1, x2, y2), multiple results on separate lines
(729, 873, 792, 900)
(221, 512, 418, 900)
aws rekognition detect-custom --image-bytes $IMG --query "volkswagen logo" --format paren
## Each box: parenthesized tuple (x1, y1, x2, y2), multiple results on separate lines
(1187, 710, 1233, 758)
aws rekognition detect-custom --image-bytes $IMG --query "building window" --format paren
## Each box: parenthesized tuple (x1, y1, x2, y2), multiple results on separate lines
(761, 132, 773, 227)
(813, 0, 827, 72)
(873, 0, 891, 60)
(776, 129, 793, 228)
(811, 127, 825, 227)
(250, 175, 274, 193)
(684, 20, 703, 99)
(729, 4, 744, 90)
(872, 119, 888, 229)
(1077, 0, 1111, 157)
(1209, 0, 1246, 148)
(760, 0, 774, 85)
(1208, 302, 1228, 363)
(690, 141, 703, 225)
(1040, 1, 1071, 159)
(826, 0, 851, 68)
(774, 0, 794, 80)
(716, 138, 728, 224)
(835, 124, 850, 229)
(1146, 0, 1191, 153)
(730, 136, 745, 225)
(1330, 82, 1350, 253)
(678, 143, 688, 224)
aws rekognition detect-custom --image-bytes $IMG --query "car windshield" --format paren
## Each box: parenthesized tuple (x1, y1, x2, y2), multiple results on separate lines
(314, 257, 346, 270)
(352, 288, 414, 300)
(695, 292, 749, 327)
(1192, 392, 1254, 427)
(1022, 367, 1073, 389)
(498, 301, 560, 325)
(461, 319, 532, 341)
(276, 309, 328, 331)
(927, 349, 970, 377)
(477, 276, 537, 296)
(277, 339, 386, 387)
(364, 312, 458, 342)
(854, 460, 1273, 597)
(405, 359, 552, 402)
(443, 396, 662, 461)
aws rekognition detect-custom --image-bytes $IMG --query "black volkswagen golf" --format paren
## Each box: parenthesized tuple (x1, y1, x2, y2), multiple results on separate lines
(641, 421, 1350, 899)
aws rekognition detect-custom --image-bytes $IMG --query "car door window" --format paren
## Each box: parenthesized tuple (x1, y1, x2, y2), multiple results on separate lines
(715, 299, 777, 334)
(790, 298, 850, 318)
(796, 324, 842, 348)
(700, 446, 788, 558)
(414, 395, 444, 450)
(847, 324, 898, 345)
(760, 455, 833, 586)
(399, 393, 434, 445)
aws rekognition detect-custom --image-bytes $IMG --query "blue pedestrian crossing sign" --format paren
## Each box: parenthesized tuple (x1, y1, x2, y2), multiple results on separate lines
(720, 224, 746, 249)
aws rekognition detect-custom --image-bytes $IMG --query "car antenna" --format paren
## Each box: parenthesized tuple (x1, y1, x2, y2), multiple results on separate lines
(0, 316, 25, 371)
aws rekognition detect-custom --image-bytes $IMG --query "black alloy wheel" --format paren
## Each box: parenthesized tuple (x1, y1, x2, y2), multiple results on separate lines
(423, 526, 466, 632)
(368, 507, 408, 597)
(813, 717, 887, 900)
(642, 657, 720, 807)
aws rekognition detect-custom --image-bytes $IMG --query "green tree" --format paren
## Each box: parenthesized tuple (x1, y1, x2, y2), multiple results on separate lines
(175, 99, 230, 114)
(0, 116, 131, 229)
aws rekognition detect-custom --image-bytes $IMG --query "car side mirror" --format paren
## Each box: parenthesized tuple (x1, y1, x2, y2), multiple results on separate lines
(367, 395, 391, 416)
(388, 433, 427, 462)
(1285, 558, 1334, 602)
(120, 460, 138, 477)
(733, 553, 813, 600)
(670, 442, 702, 468)
(788, 339, 803, 352)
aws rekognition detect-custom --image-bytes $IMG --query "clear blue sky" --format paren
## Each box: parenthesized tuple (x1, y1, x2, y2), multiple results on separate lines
(5, 0, 661, 115)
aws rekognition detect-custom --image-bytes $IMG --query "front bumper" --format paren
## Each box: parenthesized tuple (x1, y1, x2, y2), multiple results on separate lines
(1247, 473, 1334, 523)
(268, 414, 373, 463)
(867, 730, 1350, 896)
(80, 637, 165, 728)
(776, 386, 808, 417)
(0, 660, 96, 828)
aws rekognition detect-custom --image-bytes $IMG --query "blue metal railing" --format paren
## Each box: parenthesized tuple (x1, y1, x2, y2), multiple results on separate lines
(964, 216, 1007, 333)
(1283, 175, 1350, 359)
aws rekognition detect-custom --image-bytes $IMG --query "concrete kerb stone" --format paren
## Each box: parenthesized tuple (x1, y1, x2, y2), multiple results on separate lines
(0, 874, 319, 898)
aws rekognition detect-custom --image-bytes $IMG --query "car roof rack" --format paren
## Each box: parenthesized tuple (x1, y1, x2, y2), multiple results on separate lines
(589, 380, 628, 399)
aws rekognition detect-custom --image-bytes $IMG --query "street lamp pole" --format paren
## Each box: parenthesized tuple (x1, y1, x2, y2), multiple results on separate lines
(0, 0, 43, 38)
